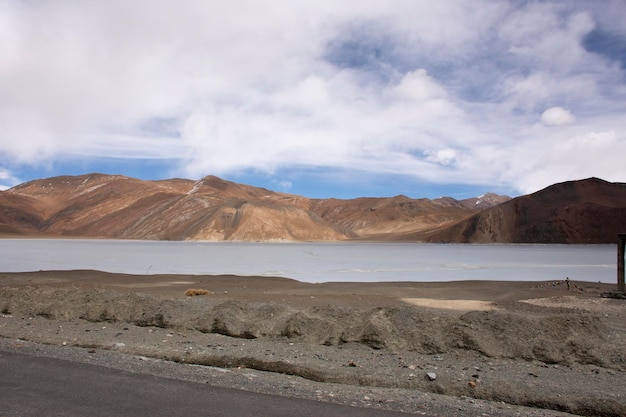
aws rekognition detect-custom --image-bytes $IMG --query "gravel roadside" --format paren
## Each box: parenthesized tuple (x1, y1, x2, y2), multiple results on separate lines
(0, 314, 619, 417)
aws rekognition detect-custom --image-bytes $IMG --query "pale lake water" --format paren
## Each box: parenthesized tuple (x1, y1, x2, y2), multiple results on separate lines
(0, 239, 617, 284)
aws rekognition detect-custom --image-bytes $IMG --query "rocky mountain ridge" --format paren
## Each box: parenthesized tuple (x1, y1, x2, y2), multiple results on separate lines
(0, 173, 504, 241)
(1, 174, 625, 243)
(418, 177, 626, 243)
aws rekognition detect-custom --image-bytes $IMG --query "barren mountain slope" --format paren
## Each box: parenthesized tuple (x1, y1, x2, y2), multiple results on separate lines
(9, 174, 182, 238)
(2, 174, 346, 241)
(309, 195, 474, 239)
(0, 191, 45, 235)
(420, 177, 626, 243)
(2, 173, 512, 241)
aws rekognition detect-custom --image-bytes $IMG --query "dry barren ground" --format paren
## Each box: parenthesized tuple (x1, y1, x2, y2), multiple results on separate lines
(0, 271, 624, 416)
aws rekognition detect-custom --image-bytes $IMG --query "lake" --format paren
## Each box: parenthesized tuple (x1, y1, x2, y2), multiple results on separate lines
(0, 239, 617, 283)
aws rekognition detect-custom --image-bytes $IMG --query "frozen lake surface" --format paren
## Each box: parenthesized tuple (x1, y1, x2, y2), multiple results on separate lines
(1, 239, 617, 283)
(0, 239, 617, 282)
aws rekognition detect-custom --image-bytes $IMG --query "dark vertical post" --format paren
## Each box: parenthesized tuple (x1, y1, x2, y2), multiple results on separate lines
(618, 234, 626, 293)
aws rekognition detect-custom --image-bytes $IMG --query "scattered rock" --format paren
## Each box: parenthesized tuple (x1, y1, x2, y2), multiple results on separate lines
(185, 288, 211, 296)
(426, 372, 437, 381)
(601, 291, 626, 300)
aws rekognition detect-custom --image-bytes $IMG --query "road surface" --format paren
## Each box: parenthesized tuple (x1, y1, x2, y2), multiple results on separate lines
(0, 350, 414, 417)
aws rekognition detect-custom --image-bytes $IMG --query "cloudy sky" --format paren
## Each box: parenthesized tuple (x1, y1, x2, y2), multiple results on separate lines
(1, 0, 625, 198)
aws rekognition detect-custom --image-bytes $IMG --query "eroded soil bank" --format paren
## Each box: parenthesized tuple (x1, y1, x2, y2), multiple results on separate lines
(0, 271, 624, 416)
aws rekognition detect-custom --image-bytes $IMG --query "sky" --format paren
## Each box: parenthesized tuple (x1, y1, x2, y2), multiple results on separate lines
(1, 0, 625, 199)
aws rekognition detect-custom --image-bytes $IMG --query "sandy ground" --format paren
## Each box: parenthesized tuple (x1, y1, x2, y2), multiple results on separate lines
(0, 270, 625, 416)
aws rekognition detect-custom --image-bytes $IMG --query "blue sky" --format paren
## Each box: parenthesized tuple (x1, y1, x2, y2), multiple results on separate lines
(1, 1, 625, 199)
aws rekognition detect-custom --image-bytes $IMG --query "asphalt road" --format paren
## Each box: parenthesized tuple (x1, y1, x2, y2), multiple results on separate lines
(0, 350, 414, 417)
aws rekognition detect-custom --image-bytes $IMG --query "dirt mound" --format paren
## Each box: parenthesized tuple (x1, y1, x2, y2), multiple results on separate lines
(450, 310, 610, 366)
(1, 286, 621, 369)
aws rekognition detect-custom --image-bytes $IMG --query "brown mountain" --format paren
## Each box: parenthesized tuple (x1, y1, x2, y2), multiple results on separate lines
(9, 174, 625, 243)
(0, 174, 343, 241)
(309, 195, 503, 240)
(419, 177, 626, 243)
(0, 173, 508, 241)
(9, 174, 626, 243)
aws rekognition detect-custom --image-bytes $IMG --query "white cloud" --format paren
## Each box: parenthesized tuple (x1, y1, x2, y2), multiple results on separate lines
(424, 149, 457, 166)
(0, 0, 624, 196)
(273, 180, 293, 192)
(540, 107, 576, 126)
(390, 69, 448, 102)
(504, 9, 595, 73)
(0, 167, 20, 190)
(504, 129, 626, 194)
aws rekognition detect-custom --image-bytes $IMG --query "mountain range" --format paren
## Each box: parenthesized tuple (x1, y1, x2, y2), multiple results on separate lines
(1, 174, 625, 243)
